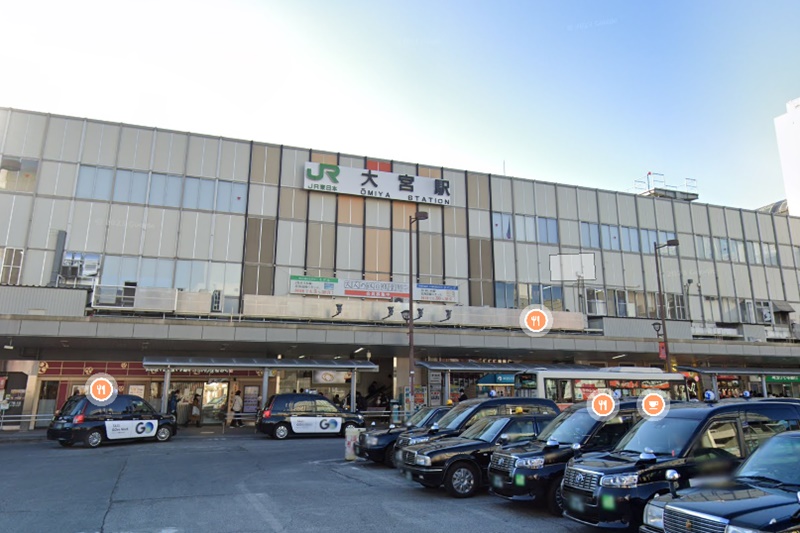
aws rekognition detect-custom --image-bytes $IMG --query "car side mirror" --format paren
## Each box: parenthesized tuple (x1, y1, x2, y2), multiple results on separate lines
(572, 442, 582, 459)
(497, 434, 509, 445)
(666, 469, 680, 497)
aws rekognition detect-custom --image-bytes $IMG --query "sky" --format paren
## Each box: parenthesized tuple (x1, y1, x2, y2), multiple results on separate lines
(2, 0, 799, 210)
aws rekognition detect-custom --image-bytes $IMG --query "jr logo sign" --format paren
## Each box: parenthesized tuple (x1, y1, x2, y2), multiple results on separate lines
(306, 164, 340, 183)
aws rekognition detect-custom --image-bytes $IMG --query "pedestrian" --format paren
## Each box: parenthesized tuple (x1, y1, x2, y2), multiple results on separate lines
(168, 390, 179, 417)
(458, 388, 468, 402)
(231, 390, 244, 427)
(188, 394, 202, 427)
(333, 394, 342, 407)
(356, 391, 366, 411)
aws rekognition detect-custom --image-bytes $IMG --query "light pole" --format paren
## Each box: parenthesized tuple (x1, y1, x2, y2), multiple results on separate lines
(403, 211, 428, 412)
(654, 239, 679, 372)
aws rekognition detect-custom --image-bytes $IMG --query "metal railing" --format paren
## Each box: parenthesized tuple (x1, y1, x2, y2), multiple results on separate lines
(0, 413, 55, 430)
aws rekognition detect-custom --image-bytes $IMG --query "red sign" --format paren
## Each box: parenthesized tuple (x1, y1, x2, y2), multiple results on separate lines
(658, 342, 667, 360)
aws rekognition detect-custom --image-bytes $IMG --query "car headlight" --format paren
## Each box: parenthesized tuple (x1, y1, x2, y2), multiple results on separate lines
(410, 436, 430, 445)
(415, 455, 432, 466)
(725, 527, 764, 533)
(365, 436, 379, 446)
(515, 457, 545, 469)
(643, 502, 665, 530)
(600, 473, 638, 488)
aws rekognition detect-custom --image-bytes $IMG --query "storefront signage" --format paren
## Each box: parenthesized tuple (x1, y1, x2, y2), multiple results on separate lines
(767, 375, 800, 383)
(304, 162, 452, 205)
(289, 275, 458, 303)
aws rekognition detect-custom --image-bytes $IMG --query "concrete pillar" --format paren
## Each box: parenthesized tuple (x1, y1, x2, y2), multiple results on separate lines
(350, 370, 357, 413)
(161, 368, 172, 414)
(261, 368, 270, 409)
(444, 370, 451, 404)
(761, 375, 768, 398)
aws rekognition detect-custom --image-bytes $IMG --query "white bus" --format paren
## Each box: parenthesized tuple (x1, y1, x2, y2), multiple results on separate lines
(513, 367, 689, 410)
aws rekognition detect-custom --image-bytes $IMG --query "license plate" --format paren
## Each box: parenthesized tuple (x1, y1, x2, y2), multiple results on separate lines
(52, 422, 64, 429)
(568, 494, 585, 513)
(491, 474, 504, 489)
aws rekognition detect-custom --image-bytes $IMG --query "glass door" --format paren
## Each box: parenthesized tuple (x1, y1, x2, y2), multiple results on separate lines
(202, 381, 229, 425)
(36, 381, 60, 428)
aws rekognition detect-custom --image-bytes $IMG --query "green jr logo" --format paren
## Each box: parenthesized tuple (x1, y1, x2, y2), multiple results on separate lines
(306, 164, 340, 183)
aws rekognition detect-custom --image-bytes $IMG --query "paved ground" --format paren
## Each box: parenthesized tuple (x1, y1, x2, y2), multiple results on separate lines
(0, 428, 595, 533)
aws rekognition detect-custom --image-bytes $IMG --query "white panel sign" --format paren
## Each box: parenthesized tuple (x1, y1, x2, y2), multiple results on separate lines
(290, 275, 458, 303)
(104, 420, 158, 440)
(304, 162, 452, 205)
(289, 416, 342, 433)
(549, 253, 597, 282)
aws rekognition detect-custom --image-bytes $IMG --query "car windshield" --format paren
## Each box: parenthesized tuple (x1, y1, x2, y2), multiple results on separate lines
(736, 436, 800, 487)
(405, 407, 435, 427)
(435, 402, 478, 430)
(460, 417, 509, 442)
(614, 417, 699, 456)
(536, 410, 596, 445)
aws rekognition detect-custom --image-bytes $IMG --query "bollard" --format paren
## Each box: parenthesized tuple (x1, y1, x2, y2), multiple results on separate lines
(345, 426, 364, 461)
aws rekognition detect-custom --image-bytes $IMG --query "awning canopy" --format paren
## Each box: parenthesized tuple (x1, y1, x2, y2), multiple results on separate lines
(142, 356, 379, 372)
(415, 361, 597, 373)
(677, 366, 800, 377)
(771, 301, 796, 313)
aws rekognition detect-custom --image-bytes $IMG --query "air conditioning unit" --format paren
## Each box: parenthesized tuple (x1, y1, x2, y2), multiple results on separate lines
(211, 290, 222, 313)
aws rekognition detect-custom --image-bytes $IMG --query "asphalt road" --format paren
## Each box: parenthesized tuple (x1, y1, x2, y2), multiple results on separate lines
(0, 432, 595, 533)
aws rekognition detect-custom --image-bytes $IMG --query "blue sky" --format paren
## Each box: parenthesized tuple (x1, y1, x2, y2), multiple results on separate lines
(2, 0, 798, 210)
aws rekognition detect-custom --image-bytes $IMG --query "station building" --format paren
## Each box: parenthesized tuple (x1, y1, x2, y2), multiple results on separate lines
(1, 107, 799, 428)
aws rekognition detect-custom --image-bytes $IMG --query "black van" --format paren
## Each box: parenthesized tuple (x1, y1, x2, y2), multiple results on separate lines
(393, 397, 560, 463)
(561, 398, 800, 531)
(256, 393, 364, 439)
(489, 400, 642, 515)
(47, 394, 177, 448)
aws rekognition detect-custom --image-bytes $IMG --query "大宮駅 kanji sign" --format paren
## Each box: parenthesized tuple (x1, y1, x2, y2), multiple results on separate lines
(304, 163, 452, 205)
(290, 275, 458, 303)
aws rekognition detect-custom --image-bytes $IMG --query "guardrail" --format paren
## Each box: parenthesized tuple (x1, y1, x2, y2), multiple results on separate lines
(0, 413, 54, 430)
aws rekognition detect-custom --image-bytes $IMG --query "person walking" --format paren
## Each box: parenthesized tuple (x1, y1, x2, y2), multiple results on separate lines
(458, 388, 468, 402)
(168, 390, 179, 417)
(231, 390, 244, 427)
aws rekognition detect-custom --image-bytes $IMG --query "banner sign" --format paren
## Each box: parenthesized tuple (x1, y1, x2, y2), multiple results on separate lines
(304, 162, 452, 205)
(290, 275, 458, 303)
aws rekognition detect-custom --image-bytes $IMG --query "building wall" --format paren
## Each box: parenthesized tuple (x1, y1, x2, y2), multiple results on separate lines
(1, 107, 799, 327)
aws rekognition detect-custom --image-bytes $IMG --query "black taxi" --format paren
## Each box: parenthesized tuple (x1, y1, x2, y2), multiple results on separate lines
(489, 399, 642, 515)
(47, 394, 177, 448)
(641, 430, 800, 533)
(393, 397, 560, 463)
(399, 413, 555, 498)
(256, 393, 364, 439)
(562, 398, 800, 531)
(356, 405, 450, 466)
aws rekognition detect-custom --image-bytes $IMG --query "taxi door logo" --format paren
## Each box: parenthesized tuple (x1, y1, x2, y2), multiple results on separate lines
(319, 418, 339, 430)
(136, 422, 155, 435)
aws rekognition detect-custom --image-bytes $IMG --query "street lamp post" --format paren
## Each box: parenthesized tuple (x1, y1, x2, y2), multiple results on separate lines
(406, 211, 428, 411)
(654, 239, 679, 372)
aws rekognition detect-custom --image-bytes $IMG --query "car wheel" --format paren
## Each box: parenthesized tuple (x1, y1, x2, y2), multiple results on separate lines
(273, 423, 290, 440)
(58, 440, 74, 447)
(383, 444, 396, 468)
(341, 422, 357, 436)
(445, 461, 479, 498)
(156, 426, 172, 442)
(84, 429, 103, 448)
(546, 475, 564, 516)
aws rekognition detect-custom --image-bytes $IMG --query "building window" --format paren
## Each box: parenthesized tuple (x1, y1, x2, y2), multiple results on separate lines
(494, 281, 516, 308)
(149, 173, 183, 207)
(601, 225, 620, 251)
(730, 239, 745, 262)
(76, 165, 114, 201)
(182, 177, 215, 210)
(620, 226, 640, 253)
(584, 288, 607, 316)
(713, 237, 730, 261)
(216, 181, 248, 214)
(746, 241, 762, 265)
(0, 156, 38, 193)
(739, 299, 755, 324)
(113, 170, 149, 204)
(539, 217, 558, 244)
(667, 293, 687, 320)
(761, 243, 778, 266)
(492, 213, 513, 240)
(640, 229, 659, 254)
(581, 222, 600, 249)
(0, 247, 23, 285)
(614, 289, 636, 317)
(695, 235, 712, 260)
(754, 300, 772, 324)
(658, 231, 677, 256)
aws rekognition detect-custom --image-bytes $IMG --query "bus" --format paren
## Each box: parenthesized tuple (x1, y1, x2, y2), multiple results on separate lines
(513, 367, 689, 410)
